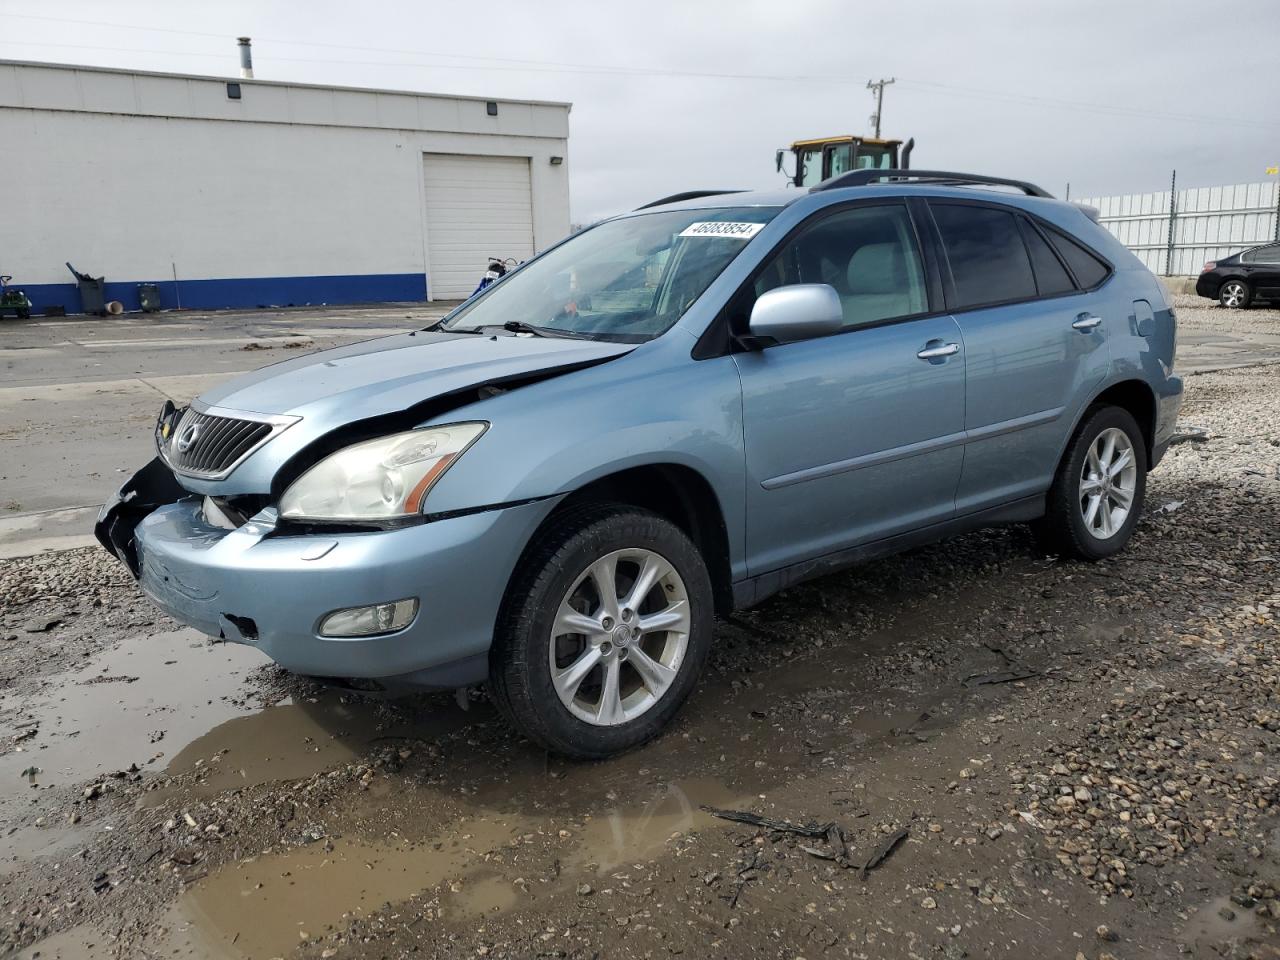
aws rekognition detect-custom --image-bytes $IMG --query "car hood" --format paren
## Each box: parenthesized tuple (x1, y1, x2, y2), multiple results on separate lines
(177, 330, 635, 494)
(199, 330, 634, 423)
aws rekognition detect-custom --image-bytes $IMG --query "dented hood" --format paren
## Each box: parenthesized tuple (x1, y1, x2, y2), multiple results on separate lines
(200, 330, 634, 422)
(178, 330, 635, 495)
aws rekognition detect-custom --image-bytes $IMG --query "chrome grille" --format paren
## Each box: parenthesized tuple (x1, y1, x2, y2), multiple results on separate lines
(162, 405, 297, 479)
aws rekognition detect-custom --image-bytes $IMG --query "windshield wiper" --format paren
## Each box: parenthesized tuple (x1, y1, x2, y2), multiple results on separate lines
(502, 320, 549, 336)
(434, 320, 598, 340)
(492, 320, 597, 339)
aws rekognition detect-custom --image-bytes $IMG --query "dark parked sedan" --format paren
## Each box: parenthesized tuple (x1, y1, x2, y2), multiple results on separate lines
(1196, 241, 1280, 308)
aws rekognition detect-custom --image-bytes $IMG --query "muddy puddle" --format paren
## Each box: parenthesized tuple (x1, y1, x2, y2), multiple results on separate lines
(167, 777, 741, 959)
(0, 629, 264, 792)
(11, 922, 109, 959)
(1181, 894, 1266, 952)
(0, 626, 472, 866)
(144, 686, 468, 804)
(0, 819, 89, 877)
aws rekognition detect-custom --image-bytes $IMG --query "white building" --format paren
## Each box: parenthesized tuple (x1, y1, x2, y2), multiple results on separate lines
(0, 60, 571, 311)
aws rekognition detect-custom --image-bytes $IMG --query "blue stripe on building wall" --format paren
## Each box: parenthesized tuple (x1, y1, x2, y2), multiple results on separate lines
(16, 273, 428, 314)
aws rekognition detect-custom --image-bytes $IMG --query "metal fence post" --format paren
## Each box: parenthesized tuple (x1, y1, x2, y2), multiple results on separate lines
(1274, 180, 1279, 242)
(1165, 169, 1177, 276)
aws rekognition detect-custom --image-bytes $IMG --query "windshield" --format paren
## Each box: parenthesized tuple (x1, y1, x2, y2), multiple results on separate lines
(442, 206, 780, 341)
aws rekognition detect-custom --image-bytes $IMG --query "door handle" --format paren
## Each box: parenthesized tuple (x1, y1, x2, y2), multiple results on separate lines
(1072, 313, 1103, 331)
(916, 342, 960, 360)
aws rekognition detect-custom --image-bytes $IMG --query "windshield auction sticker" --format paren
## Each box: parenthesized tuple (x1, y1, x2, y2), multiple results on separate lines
(678, 221, 766, 239)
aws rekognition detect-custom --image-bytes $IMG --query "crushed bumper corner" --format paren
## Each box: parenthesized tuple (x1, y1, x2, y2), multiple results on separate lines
(95, 457, 191, 576)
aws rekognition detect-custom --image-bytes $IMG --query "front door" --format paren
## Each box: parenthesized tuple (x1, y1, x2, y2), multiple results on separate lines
(730, 202, 967, 577)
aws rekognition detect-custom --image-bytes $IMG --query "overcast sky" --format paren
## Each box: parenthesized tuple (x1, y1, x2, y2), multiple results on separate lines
(3, 0, 1277, 223)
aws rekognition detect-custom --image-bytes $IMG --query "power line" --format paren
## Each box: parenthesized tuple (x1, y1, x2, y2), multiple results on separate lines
(1, 11, 1276, 131)
(894, 79, 1268, 130)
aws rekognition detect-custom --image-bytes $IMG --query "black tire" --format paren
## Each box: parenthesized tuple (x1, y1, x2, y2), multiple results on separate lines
(1032, 406, 1147, 561)
(488, 502, 714, 760)
(1218, 279, 1251, 309)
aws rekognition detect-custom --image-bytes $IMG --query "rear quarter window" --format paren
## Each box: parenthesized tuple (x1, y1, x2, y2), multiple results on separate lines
(1243, 244, 1280, 264)
(1046, 228, 1111, 289)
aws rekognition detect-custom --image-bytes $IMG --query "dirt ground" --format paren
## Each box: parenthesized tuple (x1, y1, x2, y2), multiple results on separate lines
(1, 305, 1279, 960)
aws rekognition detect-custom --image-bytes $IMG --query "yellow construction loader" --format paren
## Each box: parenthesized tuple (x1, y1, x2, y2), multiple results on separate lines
(776, 135, 914, 188)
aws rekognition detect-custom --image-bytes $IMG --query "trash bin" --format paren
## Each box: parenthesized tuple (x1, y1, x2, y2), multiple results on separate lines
(137, 283, 161, 313)
(78, 276, 106, 316)
(65, 262, 107, 316)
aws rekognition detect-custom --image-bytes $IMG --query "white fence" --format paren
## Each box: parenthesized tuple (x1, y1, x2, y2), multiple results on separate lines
(1076, 180, 1279, 276)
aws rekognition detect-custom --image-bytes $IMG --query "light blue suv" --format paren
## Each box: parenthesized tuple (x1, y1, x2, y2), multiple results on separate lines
(98, 170, 1183, 759)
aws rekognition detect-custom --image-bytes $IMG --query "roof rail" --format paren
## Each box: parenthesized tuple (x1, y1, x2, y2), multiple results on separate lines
(811, 169, 1053, 199)
(635, 189, 747, 210)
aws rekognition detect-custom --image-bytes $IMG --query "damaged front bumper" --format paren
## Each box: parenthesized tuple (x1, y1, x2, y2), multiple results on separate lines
(96, 460, 559, 688)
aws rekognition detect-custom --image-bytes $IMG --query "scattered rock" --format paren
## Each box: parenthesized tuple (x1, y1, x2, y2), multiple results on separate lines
(23, 611, 66, 633)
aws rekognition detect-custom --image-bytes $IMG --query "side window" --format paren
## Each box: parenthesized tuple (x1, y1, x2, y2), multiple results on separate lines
(1246, 244, 1280, 264)
(750, 204, 928, 331)
(931, 203, 1037, 308)
(797, 147, 825, 188)
(1046, 228, 1111, 288)
(1019, 218, 1075, 296)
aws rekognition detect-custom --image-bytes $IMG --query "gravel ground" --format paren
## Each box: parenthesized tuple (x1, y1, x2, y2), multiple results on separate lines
(1173, 293, 1280, 338)
(0, 548, 156, 685)
(1, 361, 1279, 959)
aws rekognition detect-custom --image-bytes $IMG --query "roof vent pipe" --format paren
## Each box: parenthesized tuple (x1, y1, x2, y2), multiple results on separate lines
(237, 37, 254, 79)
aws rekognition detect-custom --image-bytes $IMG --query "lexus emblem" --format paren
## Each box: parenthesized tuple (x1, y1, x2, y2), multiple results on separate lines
(175, 422, 202, 454)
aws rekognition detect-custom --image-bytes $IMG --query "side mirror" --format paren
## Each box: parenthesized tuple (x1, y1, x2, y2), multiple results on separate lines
(775, 148, 785, 173)
(748, 284, 844, 344)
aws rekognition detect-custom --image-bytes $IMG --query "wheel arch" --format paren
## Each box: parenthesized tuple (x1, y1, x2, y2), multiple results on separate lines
(1218, 275, 1251, 298)
(520, 463, 735, 617)
(1060, 379, 1157, 467)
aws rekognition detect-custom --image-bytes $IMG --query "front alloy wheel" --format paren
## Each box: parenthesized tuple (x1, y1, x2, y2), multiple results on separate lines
(550, 549, 690, 726)
(489, 504, 713, 759)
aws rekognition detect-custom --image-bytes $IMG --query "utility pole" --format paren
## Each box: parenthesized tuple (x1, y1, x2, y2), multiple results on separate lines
(867, 77, 895, 138)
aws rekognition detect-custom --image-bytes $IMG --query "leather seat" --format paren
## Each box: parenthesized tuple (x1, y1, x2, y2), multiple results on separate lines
(841, 242, 919, 325)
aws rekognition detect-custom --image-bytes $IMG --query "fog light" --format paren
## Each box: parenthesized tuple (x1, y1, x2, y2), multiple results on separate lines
(319, 598, 418, 637)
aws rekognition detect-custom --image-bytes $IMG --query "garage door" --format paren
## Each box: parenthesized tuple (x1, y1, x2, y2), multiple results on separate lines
(423, 153, 535, 300)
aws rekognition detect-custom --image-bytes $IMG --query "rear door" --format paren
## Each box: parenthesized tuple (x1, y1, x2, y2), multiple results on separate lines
(730, 201, 966, 576)
(1244, 243, 1280, 300)
(926, 200, 1111, 513)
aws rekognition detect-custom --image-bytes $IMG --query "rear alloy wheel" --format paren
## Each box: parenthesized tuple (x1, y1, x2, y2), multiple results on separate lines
(1219, 280, 1251, 309)
(1032, 406, 1147, 561)
(489, 504, 713, 759)
(1078, 427, 1138, 541)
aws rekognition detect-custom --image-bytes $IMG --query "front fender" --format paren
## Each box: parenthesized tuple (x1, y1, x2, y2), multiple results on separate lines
(421, 340, 749, 578)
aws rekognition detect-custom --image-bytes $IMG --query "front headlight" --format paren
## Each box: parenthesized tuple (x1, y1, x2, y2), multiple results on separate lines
(278, 422, 487, 521)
